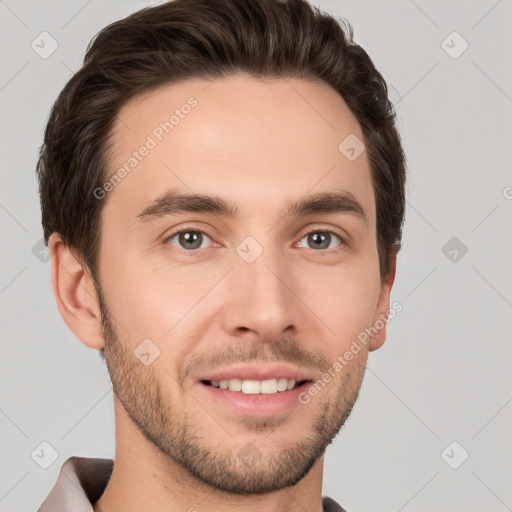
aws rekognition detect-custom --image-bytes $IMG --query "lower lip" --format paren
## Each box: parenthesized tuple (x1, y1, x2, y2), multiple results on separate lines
(197, 381, 310, 417)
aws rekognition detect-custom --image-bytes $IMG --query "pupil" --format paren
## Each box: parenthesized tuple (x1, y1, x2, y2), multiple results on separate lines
(309, 232, 329, 249)
(180, 231, 202, 249)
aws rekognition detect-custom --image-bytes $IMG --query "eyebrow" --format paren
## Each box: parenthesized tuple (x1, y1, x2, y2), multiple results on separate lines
(136, 188, 368, 225)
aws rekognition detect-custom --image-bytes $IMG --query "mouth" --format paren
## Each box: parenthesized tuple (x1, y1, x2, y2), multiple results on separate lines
(197, 378, 313, 417)
(200, 378, 310, 394)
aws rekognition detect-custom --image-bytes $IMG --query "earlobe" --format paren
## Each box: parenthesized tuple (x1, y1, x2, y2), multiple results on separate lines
(369, 251, 397, 352)
(48, 233, 105, 351)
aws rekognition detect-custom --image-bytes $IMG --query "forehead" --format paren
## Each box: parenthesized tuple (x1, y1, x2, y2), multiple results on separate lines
(104, 73, 375, 227)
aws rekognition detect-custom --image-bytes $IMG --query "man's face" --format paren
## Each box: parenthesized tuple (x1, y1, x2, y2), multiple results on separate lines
(95, 73, 391, 494)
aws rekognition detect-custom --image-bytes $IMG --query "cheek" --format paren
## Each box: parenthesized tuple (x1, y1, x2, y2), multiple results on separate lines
(304, 264, 381, 345)
(99, 253, 222, 342)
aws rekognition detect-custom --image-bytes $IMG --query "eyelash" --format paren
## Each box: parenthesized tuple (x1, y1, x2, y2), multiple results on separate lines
(164, 227, 345, 253)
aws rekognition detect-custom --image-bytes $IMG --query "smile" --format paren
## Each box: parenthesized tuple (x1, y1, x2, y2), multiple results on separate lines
(198, 379, 313, 417)
(203, 378, 308, 395)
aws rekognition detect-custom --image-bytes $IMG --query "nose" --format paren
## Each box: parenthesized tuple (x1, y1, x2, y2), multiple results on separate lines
(220, 241, 297, 343)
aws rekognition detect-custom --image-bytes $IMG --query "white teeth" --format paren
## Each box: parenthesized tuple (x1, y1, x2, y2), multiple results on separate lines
(241, 380, 260, 394)
(277, 378, 288, 392)
(207, 378, 302, 394)
(227, 378, 242, 392)
(260, 379, 277, 394)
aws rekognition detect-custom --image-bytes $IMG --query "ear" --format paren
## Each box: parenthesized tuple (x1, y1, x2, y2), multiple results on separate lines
(48, 233, 105, 351)
(369, 251, 397, 352)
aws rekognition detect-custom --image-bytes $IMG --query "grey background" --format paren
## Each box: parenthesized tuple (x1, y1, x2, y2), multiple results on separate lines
(1, 0, 511, 511)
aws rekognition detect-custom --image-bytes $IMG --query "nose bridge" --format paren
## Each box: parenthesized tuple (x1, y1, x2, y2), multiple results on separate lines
(223, 236, 296, 338)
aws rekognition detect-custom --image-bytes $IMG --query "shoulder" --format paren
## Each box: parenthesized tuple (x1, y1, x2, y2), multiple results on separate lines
(322, 495, 349, 512)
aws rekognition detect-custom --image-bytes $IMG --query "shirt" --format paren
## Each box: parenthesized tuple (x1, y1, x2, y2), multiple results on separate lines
(37, 456, 348, 512)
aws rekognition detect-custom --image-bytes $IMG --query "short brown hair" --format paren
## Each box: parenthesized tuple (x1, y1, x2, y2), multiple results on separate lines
(36, 0, 406, 283)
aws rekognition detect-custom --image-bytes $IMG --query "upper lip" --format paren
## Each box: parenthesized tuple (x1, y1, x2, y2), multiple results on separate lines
(196, 363, 316, 383)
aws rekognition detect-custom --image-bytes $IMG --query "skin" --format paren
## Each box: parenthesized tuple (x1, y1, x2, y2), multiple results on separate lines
(49, 73, 396, 512)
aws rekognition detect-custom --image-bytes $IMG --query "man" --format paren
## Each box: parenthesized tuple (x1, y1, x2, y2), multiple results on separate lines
(36, 0, 406, 510)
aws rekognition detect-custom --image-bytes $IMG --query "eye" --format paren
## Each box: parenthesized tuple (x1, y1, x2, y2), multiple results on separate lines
(297, 230, 343, 251)
(165, 229, 214, 250)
